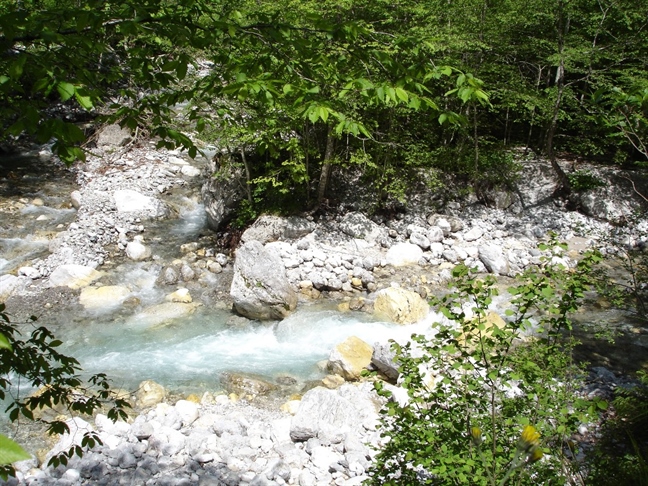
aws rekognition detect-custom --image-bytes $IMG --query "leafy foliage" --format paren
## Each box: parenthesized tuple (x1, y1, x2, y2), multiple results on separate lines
(587, 372, 648, 485)
(0, 303, 130, 478)
(367, 245, 605, 485)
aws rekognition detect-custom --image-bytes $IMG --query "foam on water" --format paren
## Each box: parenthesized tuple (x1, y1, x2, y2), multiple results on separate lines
(58, 305, 444, 393)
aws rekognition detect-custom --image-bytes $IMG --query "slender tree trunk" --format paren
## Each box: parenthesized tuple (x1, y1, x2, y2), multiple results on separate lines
(240, 149, 253, 203)
(304, 121, 311, 205)
(316, 124, 335, 205)
(545, 0, 572, 196)
(473, 104, 479, 173)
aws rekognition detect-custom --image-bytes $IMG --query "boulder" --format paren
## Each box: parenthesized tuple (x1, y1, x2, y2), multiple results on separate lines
(136, 380, 167, 408)
(428, 214, 464, 233)
(371, 343, 399, 381)
(327, 336, 374, 381)
(70, 190, 82, 209)
(289, 384, 380, 442)
(230, 240, 298, 320)
(96, 124, 132, 148)
(0, 274, 24, 301)
(464, 227, 484, 242)
(409, 232, 430, 250)
(133, 302, 199, 328)
(241, 215, 315, 244)
(374, 287, 429, 324)
(79, 285, 131, 310)
(220, 372, 277, 397)
(48, 264, 103, 289)
(458, 311, 507, 348)
(113, 189, 168, 217)
(339, 212, 384, 243)
(478, 244, 511, 276)
(165, 288, 192, 303)
(385, 243, 424, 267)
(126, 239, 151, 261)
(201, 162, 247, 231)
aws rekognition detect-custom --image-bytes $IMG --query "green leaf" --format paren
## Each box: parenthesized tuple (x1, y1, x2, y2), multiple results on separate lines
(0, 333, 11, 351)
(74, 91, 94, 111)
(176, 62, 188, 81)
(57, 82, 76, 102)
(0, 434, 30, 465)
(395, 87, 409, 102)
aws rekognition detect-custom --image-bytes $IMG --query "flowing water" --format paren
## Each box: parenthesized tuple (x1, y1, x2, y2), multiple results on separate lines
(1, 152, 646, 403)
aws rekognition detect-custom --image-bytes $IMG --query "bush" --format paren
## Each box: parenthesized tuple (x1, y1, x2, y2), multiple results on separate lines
(367, 246, 605, 485)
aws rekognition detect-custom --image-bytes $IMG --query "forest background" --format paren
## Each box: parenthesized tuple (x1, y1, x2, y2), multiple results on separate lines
(1, 0, 647, 219)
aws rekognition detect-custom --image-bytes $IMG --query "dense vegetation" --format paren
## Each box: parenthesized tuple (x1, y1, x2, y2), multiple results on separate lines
(1, 0, 647, 216)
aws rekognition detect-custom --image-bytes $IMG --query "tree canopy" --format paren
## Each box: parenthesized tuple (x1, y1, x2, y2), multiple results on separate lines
(1, 0, 647, 212)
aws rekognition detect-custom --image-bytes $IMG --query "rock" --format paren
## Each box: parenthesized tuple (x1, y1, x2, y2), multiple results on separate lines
(18, 266, 40, 279)
(113, 189, 168, 217)
(165, 288, 192, 303)
(181, 165, 201, 177)
(241, 215, 315, 244)
(458, 312, 507, 347)
(48, 264, 103, 289)
(126, 239, 152, 261)
(371, 343, 399, 381)
(339, 212, 384, 243)
(96, 124, 132, 148)
(327, 336, 374, 381)
(79, 285, 131, 310)
(478, 244, 511, 276)
(373, 287, 429, 324)
(464, 227, 483, 242)
(159, 266, 180, 285)
(133, 302, 199, 327)
(409, 232, 430, 250)
(0, 274, 24, 300)
(44, 418, 94, 466)
(201, 163, 247, 231)
(240, 215, 286, 244)
(435, 217, 452, 236)
(230, 240, 298, 320)
(136, 380, 167, 408)
(290, 384, 380, 442)
(220, 372, 277, 397)
(385, 243, 424, 267)
(174, 400, 200, 426)
(70, 190, 82, 209)
(427, 226, 444, 243)
(283, 216, 317, 239)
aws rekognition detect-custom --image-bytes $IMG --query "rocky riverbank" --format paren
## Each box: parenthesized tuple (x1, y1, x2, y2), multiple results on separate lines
(1, 129, 647, 485)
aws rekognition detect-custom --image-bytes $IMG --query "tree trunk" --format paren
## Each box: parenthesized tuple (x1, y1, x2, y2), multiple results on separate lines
(545, 0, 572, 197)
(240, 149, 253, 203)
(316, 124, 335, 205)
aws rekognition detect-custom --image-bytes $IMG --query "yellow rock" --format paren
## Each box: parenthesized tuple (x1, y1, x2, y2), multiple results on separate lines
(328, 336, 374, 381)
(374, 287, 429, 324)
(322, 374, 345, 389)
(79, 285, 131, 310)
(337, 302, 350, 312)
(165, 288, 193, 303)
(185, 393, 201, 404)
(280, 400, 301, 415)
(457, 311, 507, 347)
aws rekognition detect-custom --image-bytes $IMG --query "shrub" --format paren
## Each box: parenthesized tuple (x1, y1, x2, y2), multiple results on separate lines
(367, 246, 605, 485)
